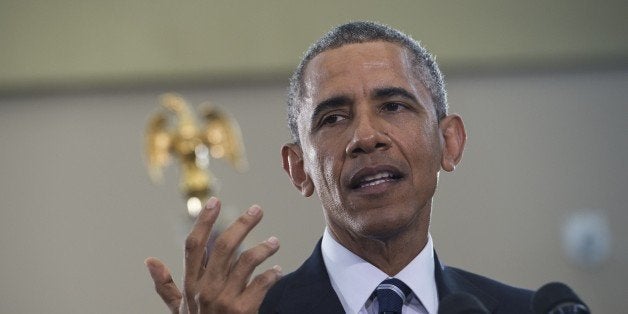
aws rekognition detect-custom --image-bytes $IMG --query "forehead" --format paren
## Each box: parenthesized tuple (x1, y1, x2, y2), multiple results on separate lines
(302, 41, 421, 102)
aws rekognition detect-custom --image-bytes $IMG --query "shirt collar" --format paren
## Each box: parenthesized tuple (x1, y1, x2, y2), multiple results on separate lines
(395, 234, 438, 314)
(321, 228, 439, 314)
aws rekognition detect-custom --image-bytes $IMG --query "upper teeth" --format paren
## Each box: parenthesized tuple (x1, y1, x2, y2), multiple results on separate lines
(361, 172, 393, 183)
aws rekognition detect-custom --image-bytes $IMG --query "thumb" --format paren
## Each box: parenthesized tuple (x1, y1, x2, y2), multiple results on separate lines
(145, 257, 183, 313)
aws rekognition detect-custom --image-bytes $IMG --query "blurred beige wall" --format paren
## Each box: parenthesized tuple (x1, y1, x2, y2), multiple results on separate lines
(0, 1, 627, 313)
(1, 0, 627, 93)
(1, 71, 626, 313)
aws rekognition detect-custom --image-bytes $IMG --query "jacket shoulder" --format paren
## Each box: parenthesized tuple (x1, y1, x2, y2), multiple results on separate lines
(444, 266, 534, 314)
(259, 239, 343, 314)
(259, 269, 298, 313)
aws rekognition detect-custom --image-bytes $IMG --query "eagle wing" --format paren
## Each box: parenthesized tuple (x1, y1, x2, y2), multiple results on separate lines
(145, 111, 173, 183)
(201, 105, 248, 172)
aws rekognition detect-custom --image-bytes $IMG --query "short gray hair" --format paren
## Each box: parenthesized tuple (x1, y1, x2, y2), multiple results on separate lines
(287, 21, 448, 144)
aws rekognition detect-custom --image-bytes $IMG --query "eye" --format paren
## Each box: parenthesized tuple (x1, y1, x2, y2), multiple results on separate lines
(381, 102, 407, 112)
(321, 114, 346, 125)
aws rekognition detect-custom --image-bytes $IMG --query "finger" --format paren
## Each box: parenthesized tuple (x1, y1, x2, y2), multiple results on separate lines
(202, 246, 209, 268)
(224, 236, 280, 294)
(186, 197, 220, 279)
(183, 197, 220, 310)
(178, 301, 186, 314)
(145, 257, 182, 313)
(239, 266, 283, 311)
(204, 204, 264, 280)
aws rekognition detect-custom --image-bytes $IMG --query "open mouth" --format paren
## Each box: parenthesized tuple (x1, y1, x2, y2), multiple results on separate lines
(349, 167, 403, 189)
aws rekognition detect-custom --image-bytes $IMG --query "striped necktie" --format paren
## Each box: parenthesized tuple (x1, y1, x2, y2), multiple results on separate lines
(376, 278, 412, 314)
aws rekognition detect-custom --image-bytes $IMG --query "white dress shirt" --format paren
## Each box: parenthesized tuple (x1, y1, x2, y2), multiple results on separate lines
(321, 228, 439, 314)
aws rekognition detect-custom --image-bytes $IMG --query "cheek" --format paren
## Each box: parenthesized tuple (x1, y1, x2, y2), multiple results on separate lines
(402, 127, 442, 174)
(303, 144, 341, 190)
(306, 136, 344, 176)
(318, 153, 343, 200)
(322, 154, 338, 179)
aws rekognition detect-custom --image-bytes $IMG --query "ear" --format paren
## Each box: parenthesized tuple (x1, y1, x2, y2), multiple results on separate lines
(439, 114, 466, 172)
(281, 143, 315, 197)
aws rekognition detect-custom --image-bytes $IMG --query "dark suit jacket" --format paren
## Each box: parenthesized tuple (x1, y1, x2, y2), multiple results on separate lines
(260, 239, 533, 314)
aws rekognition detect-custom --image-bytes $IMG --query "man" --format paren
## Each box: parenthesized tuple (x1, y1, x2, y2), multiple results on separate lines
(145, 21, 533, 313)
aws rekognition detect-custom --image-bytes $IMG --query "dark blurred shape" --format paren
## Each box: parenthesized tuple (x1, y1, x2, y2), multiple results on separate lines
(532, 282, 590, 314)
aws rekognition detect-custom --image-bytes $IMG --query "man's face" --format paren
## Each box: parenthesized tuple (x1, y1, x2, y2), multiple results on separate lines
(295, 41, 445, 239)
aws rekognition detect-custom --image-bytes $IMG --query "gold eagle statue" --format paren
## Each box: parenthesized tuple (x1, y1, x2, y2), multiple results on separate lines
(145, 93, 248, 217)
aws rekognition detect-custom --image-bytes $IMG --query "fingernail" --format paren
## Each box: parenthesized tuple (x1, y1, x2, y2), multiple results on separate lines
(247, 205, 261, 216)
(267, 236, 279, 248)
(273, 264, 282, 275)
(205, 197, 218, 209)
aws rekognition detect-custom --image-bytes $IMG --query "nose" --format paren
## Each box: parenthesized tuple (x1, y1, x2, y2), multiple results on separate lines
(345, 114, 392, 158)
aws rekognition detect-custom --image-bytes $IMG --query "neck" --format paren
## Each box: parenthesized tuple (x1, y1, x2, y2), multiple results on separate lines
(327, 209, 430, 276)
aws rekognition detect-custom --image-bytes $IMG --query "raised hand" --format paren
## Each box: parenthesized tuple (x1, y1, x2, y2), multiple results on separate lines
(145, 197, 282, 313)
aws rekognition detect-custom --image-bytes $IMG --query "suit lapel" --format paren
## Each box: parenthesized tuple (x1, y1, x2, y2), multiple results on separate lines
(434, 252, 499, 313)
(277, 240, 344, 314)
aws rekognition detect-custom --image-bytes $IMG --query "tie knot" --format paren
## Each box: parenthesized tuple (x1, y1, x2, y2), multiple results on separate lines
(376, 278, 412, 314)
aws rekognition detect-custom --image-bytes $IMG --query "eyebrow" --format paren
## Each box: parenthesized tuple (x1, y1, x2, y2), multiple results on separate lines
(371, 86, 419, 104)
(310, 95, 351, 127)
(309, 87, 420, 129)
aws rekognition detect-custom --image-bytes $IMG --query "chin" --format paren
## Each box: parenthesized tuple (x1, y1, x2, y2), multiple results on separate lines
(354, 216, 413, 240)
(355, 205, 427, 239)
